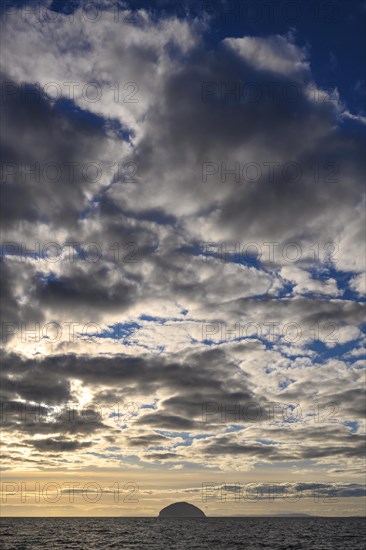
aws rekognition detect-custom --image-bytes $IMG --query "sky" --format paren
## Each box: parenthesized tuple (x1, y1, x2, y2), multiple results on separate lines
(0, 0, 365, 517)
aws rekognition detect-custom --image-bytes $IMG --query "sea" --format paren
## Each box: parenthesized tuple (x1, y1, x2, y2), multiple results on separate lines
(1, 517, 365, 549)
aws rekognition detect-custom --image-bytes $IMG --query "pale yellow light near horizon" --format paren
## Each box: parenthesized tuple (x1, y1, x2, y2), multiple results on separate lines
(1, 469, 364, 517)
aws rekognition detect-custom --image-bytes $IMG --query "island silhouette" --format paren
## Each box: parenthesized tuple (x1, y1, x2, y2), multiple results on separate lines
(158, 502, 206, 518)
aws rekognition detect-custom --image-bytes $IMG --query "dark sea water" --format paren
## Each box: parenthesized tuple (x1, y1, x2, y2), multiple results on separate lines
(1, 517, 365, 549)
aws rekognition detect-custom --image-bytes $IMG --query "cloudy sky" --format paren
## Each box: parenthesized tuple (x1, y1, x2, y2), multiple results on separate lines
(0, 0, 365, 517)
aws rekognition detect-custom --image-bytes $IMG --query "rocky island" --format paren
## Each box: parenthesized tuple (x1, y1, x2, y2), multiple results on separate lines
(158, 502, 206, 518)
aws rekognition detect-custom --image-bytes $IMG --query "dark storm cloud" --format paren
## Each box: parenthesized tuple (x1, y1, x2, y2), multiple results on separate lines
(124, 433, 172, 447)
(1, 405, 110, 436)
(33, 266, 139, 314)
(1, 363, 71, 403)
(24, 437, 94, 452)
(139, 412, 196, 430)
(0, 74, 112, 231)
(144, 452, 178, 461)
(0, 260, 46, 342)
